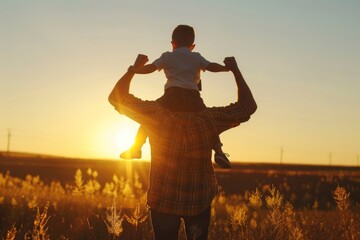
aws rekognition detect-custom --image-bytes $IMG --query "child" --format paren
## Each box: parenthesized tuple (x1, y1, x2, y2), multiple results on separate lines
(120, 24, 231, 168)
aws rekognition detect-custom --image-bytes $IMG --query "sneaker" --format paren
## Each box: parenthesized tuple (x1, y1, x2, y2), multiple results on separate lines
(120, 148, 142, 159)
(214, 152, 231, 168)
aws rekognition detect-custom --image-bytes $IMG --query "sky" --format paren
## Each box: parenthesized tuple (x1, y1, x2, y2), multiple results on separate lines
(1, 1, 359, 166)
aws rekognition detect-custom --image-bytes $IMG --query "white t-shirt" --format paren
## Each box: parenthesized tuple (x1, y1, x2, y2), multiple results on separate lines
(152, 47, 210, 91)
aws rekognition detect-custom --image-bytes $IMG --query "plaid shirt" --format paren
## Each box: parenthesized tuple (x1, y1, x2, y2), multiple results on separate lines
(113, 94, 251, 216)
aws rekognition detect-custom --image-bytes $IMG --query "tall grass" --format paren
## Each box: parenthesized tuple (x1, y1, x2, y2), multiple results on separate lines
(0, 169, 359, 239)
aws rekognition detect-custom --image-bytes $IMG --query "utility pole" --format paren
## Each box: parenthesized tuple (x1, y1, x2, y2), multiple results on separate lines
(7, 129, 11, 154)
(280, 146, 283, 164)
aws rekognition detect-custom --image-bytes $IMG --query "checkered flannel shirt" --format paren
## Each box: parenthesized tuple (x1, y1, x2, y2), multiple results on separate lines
(113, 93, 251, 216)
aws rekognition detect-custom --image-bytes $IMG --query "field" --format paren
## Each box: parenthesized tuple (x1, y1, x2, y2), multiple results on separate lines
(1, 151, 360, 239)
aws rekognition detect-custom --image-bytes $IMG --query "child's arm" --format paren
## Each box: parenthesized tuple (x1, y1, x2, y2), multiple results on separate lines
(128, 63, 157, 74)
(206, 62, 229, 72)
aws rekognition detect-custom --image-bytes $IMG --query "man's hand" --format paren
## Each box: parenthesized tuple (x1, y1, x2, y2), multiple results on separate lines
(109, 54, 149, 104)
(223, 56, 257, 114)
(223, 57, 238, 72)
(128, 54, 149, 73)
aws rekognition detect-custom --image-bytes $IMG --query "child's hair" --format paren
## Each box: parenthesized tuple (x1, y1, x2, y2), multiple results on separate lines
(172, 25, 195, 47)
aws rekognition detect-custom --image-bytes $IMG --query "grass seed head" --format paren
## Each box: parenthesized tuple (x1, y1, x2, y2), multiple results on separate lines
(333, 185, 350, 211)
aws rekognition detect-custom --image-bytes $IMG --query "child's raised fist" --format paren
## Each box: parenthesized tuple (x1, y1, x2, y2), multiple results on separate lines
(134, 54, 149, 67)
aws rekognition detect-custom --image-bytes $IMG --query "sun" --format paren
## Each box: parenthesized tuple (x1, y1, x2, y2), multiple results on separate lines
(115, 127, 136, 150)
(93, 118, 142, 159)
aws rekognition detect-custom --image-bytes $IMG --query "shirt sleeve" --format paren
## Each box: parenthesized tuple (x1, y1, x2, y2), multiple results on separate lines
(152, 52, 168, 70)
(208, 102, 251, 134)
(112, 94, 160, 127)
(197, 53, 210, 71)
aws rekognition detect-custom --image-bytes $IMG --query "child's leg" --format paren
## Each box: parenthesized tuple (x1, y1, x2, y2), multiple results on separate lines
(213, 135, 224, 154)
(120, 125, 147, 159)
(213, 135, 231, 168)
(132, 125, 148, 149)
(213, 139, 224, 154)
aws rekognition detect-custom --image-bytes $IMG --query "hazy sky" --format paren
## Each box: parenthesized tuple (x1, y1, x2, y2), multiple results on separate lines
(1, 1, 359, 165)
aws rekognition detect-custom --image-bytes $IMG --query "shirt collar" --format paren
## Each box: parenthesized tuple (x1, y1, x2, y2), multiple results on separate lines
(173, 47, 191, 53)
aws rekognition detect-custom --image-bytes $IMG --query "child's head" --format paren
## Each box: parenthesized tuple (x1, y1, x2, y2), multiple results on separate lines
(171, 25, 195, 50)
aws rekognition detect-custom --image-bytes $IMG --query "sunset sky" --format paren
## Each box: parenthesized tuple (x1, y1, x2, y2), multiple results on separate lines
(1, 1, 359, 165)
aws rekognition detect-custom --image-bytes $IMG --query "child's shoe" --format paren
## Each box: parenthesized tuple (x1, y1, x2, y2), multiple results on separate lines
(214, 152, 231, 168)
(120, 148, 142, 159)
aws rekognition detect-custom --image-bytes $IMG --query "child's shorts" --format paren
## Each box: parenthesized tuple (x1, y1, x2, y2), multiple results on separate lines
(156, 87, 206, 112)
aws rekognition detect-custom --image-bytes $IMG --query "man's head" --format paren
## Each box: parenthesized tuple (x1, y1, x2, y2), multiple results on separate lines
(171, 25, 195, 50)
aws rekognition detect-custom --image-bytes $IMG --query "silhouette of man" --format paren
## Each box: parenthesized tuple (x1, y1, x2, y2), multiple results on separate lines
(108, 54, 257, 240)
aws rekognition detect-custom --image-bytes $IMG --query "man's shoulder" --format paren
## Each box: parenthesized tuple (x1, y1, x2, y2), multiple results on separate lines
(207, 102, 241, 111)
(160, 51, 171, 57)
(119, 93, 160, 110)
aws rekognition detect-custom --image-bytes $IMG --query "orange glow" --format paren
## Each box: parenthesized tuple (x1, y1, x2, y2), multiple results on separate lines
(90, 119, 141, 159)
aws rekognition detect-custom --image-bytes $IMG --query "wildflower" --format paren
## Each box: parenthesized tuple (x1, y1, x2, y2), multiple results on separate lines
(103, 182, 117, 197)
(122, 182, 134, 198)
(32, 175, 40, 185)
(113, 174, 119, 183)
(265, 186, 283, 210)
(28, 196, 38, 209)
(31, 202, 50, 240)
(6, 224, 17, 240)
(124, 204, 148, 230)
(11, 197, 17, 206)
(211, 205, 216, 218)
(250, 218, 257, 229)
(49, 181, 65, 196)
(0, 173, 7, 186)
(230, 207, 248, 230)
(249, 188, 262, 209)
(290, 226, 305, 240)
(217, 191, 226, 204)
(105, 198, 123, 237)
(73, 169, 84, 195)
(84, 178, 101, 195)
(333, 185, 350, 211)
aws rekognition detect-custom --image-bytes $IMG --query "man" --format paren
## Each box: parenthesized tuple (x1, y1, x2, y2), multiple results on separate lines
(108, 54, 257, 240)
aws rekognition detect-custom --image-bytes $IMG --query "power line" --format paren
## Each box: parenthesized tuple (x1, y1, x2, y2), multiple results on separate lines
(7, 129, 11, 153)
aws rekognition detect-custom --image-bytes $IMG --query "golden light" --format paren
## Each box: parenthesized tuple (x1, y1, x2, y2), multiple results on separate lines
(93, 118, 141, 159)
(115, 126, 136, 151)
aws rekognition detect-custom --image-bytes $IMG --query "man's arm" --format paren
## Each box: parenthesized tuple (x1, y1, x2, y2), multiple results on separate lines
(128, 63, 157, 74)
(206, 62, 229, 72)
(108, 54, 149, 107)
(224, 57, 257, 115)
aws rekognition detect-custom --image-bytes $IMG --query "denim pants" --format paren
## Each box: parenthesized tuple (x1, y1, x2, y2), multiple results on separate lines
(150, 206, 211, 240)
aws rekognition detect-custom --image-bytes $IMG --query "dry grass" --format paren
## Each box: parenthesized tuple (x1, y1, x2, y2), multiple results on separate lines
(0, 169, 360, 239)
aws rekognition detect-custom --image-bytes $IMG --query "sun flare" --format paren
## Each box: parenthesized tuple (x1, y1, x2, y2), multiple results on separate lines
(93, 119, 143, 159)
(115, 127, 136, 150)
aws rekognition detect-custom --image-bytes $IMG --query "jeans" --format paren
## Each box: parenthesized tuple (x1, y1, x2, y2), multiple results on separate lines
(150, 207, 211, 240)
